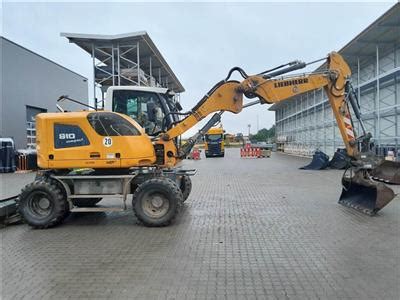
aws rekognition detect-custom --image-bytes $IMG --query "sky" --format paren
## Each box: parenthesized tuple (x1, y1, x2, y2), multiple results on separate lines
(1, 1, 396, 137)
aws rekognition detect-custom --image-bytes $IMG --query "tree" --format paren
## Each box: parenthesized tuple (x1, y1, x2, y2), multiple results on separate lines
(250, 125, 275, 142)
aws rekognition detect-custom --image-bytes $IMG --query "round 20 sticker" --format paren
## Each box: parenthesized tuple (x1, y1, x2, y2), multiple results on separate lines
(103, 137, 113, 147)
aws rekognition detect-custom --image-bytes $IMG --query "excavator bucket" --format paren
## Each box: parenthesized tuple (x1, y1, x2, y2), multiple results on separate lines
(370, 160, 400, 185)
(339, 170, 396, 215)
(300, 150, 330, 170)
(329, 149, 351, 170)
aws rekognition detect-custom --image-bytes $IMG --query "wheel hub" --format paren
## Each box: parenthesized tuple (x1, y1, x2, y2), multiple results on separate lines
(142, 193, 169, 219)
(28, 191, 53, 218)
(38, 197, 51, 210)
(151, 196, 164, 208)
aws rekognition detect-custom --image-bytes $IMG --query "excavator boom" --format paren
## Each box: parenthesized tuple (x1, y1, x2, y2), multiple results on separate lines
(164, 52, 396, 215)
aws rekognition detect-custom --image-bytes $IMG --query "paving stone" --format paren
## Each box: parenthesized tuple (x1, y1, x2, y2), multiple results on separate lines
(1, 149, 400, 299)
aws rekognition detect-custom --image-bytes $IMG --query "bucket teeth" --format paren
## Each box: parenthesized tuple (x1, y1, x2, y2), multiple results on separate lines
(338, 199, 376, 215)
(370, 161, 400, 185)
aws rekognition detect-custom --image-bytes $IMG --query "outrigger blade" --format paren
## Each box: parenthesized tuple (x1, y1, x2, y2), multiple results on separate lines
(300, 150, 330, 170)
(339, 170, 396, 215)
(370, 160, 400, 185)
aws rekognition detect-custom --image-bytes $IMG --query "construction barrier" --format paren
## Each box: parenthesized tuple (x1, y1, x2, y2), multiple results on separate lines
(192, 148, 201, 160)
(240, 147, 264, 158)
(187, 148, 201, 160)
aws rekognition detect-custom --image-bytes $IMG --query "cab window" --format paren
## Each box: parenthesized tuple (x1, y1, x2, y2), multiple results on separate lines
(206, 134, 223, 141)
(87, 112, 140, 136)
(112, 90, 165, 135)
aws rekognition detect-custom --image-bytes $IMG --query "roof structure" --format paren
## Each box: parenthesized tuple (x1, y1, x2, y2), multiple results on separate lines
(269, 3, 400, 111)
(61, 31, 184, 93)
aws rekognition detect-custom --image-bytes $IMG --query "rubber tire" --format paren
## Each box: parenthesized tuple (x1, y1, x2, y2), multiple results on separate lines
(180, 176, 192, 202)
(34, 175, 70, 220)
(72, 198, 102, 207)
(48, 178, 70, 220)
(132, 177, 183, 227)
(18, 180, 68, 229)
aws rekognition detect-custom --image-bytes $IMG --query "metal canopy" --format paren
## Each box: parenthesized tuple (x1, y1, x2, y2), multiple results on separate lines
(269, 3, 400, 112)
(61, 31, 185, 94)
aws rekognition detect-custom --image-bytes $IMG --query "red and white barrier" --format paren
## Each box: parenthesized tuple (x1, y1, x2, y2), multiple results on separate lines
(187, 148, 201, 160)
(240, 147, 262, 158)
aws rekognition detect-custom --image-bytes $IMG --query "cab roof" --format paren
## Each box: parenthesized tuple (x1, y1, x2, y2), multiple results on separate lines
(207, 127, 224, 134)
(37, 110, 132, 121)
(106, 85, 170, 95)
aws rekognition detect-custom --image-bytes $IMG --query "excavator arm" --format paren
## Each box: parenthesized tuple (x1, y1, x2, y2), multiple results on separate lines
(239, 52, 359, 157)
(164, 52, 361, 159)
(160, 52, 396, 216)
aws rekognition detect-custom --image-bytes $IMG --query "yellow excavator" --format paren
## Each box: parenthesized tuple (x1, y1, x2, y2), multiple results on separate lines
(18, 52, 398, 228)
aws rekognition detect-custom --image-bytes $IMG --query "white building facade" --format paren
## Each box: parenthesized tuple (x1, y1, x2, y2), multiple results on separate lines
(270, 4, 400, 157)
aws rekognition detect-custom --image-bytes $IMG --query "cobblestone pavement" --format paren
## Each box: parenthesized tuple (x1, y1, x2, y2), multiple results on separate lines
(1, 149, 400, 299)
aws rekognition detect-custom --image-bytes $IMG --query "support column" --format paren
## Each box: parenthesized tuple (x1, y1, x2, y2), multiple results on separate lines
(357, 58, 361, 135)
(117, 43, 121, 85)
(111, 44, 115, 86)
(92, 44, 96, 110)
(137, 42, 140, 86)
(376, 45, 380, 146)
(149, 56, 152, 86)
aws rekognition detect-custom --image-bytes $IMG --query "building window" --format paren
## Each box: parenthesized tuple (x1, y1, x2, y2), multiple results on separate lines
(26, 106, 47, 149)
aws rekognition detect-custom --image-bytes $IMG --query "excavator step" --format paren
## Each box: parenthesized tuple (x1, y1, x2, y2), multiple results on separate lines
(71, 207, 125, 213)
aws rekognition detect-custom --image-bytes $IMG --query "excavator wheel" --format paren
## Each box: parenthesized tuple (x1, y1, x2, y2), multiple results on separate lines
(132, 177, 183, 227)
(18, 180, 68, 228)
(33, 174, 71, 220)
(180, 175, 192, 202)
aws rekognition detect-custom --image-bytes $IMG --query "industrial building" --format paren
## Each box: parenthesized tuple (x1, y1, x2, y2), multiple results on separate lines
(270, 3, 400, 157)
(0, 37, 88, 149)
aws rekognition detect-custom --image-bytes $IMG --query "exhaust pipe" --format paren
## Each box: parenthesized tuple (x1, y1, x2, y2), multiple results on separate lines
(339, 169, 396, 215)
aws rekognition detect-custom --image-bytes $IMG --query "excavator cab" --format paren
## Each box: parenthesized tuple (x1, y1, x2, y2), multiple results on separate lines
(105, 86, 181, 136)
